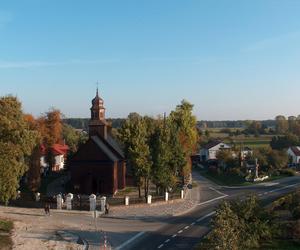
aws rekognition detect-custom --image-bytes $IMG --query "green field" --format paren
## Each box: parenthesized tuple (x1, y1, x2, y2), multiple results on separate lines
(206, 128, 272, 149)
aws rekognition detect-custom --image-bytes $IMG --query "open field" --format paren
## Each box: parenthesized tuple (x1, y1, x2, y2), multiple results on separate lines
(206, 128, 273, 148)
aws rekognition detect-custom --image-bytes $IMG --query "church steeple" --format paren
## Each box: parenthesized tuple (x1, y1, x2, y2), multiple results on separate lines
(89, 88, 107, 139)
(91, 88, 105, 121)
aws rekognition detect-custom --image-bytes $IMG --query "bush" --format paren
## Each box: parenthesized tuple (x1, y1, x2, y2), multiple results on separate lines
(279, 168, 296, 177)
(292, 206, 300, 220)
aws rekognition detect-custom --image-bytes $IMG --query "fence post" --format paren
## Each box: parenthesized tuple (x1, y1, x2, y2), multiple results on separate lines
(165, 192, 169, 202)
(57, 194, 62, 210)
(66, 193, 73, 210)
(147, 195, 152, 204)
(100, 196, 106, 212)
(181, 189, 184, 199)
(125, 196, 129, 206)
(89, 194, 97, 211)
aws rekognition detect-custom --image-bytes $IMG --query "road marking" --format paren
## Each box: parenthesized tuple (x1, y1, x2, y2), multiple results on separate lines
(184, 226, 189, 230)
(158, 244, 164, 249)
(115, 231, 145, 250)
(196, 211, 216, 222)
(191, 222, 195, 226)
(198, 195, 228, 206)
(165, 239, 170, 243)
(172, 234, 177, 238)
(209, 187, 227, 196)
(178, 230, 183, 234)
(269, 184, 298, 193)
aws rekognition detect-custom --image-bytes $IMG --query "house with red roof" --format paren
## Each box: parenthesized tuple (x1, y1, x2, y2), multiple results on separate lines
(40, 143, 69, 174)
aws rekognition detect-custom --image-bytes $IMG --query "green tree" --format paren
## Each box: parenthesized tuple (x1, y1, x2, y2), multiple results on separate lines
(169, 100, 199, 184)
(0, 96, 39, 203)
(62, 123, 88, 155)
(275, 115, 289, 134)
(118, 113, 152, 198)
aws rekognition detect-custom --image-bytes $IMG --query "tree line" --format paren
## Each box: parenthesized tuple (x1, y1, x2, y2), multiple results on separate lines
(0, 96, 87, 203)
(118, 100, 199, 198)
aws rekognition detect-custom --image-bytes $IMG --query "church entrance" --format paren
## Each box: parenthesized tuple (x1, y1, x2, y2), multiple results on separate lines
(92, 178, 103, 194)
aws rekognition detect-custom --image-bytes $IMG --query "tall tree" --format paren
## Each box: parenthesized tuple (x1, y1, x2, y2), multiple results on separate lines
(118, 113, 152, 198)
(169, 100, 199, 184)
(0, 96, 39, 203)
(275, 115, 289, 134)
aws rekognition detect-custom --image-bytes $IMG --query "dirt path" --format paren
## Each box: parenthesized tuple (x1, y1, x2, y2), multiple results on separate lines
(0, 206, 84, 250)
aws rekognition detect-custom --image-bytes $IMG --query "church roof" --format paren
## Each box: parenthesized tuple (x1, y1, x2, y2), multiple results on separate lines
(107, 134, 125, 158)
(91, 135, 120, 162)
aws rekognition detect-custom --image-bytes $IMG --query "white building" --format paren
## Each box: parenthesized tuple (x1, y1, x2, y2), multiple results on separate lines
(287, 146, 300, 164)
(199, 141, 231, 161)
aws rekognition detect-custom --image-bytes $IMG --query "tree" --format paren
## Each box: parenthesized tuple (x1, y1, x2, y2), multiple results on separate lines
(200, 196, 274, 250)
(275, 115, 288, 134)
(267, 149, 289, 170)
(169, 100, 199, 184)
(0, 96, 39, 203)
(270, 134, 299, 150)
(118, 113, 152, 198)
(62, 123, 88, 155)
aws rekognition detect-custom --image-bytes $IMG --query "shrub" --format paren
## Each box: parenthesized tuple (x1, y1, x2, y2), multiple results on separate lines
(292, 206, 300, 220)
(279, 169, 296, 176)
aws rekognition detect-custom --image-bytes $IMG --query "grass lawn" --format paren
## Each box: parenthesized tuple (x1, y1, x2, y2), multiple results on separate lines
(0, 219, 13, 250)
(198, 169, 293, 187)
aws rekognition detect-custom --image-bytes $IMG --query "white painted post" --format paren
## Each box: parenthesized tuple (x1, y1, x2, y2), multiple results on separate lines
(89, 194, 97, 211)
(100, 196, 106, 212)
(147, 195, 152, 204)
(17, 190, 21, 199)
(165, 192, 169, 202)
(57, 194, 62, 210)
(181, 189, 184, 199)
(35, 192, 40, 202)
(125, 196, 129, 206)
(66, 193, 73, 210)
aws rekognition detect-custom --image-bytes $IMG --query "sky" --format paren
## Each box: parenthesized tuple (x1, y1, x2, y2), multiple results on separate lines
(1, 0, 300, 120)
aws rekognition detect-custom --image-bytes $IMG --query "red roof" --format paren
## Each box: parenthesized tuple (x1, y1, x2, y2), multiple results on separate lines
(40, 144, 69, 156)
(291, 146, 300, 157)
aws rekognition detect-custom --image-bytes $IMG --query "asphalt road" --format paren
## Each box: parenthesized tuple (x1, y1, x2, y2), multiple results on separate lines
(128, 174, 300, 250)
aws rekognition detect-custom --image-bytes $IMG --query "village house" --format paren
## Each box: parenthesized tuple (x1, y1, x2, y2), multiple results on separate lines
(199, 140, 231, 162)
(287, 146, 300, 165)
(70, 89, 126, 195)
(40, 144, 69, 174)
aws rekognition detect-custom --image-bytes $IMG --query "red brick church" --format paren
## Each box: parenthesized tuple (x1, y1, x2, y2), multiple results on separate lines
(70, 89, 126, 195)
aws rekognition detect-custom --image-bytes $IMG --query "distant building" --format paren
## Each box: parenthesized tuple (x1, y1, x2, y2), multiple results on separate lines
(70, 89, 126, 195)
(287, 147, 300, 164)
(199, 140, 231, 161)
(40, 144, 69, 174)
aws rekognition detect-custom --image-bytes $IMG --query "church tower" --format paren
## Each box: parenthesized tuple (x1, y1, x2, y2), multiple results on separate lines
(89, 88, 108, 139)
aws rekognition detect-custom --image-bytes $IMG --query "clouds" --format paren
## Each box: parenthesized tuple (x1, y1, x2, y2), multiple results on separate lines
(0, 59, 120, 69)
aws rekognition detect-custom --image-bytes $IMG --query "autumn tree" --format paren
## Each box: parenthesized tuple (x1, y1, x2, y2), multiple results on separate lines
(275, 115, 289, 134)
(24, 114, 42, 192)
(0, 96, 39, 203)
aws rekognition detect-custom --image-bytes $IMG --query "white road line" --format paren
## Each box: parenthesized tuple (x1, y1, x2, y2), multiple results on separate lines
(184, 226, 189, 230)
(165, 239, 170, 243)
(196, 211, 216, 222)
(269, 184, 298, 193)
(178, 230, 183, 234)
(198, 195, 228, 206)
(158, 244, 164, 249)
(115, 231, 145, 250)
(191, 222, 195, 226)
(209, 187, 227, 196)
(172, 234, 177, 238)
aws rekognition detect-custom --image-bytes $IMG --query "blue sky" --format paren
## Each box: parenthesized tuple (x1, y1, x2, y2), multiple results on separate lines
(1, 0, 300, 120)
